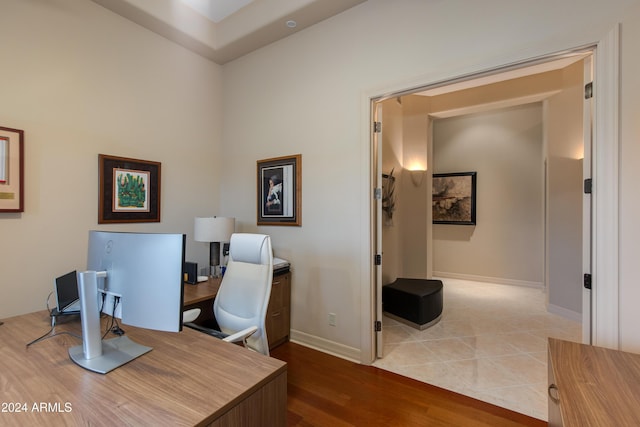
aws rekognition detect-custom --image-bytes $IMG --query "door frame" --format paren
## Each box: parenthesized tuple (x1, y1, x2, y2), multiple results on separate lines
(362, 26, 620, 363)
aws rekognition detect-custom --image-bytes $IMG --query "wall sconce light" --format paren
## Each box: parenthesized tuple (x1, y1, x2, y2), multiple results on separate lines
(410, 169, 426, 186)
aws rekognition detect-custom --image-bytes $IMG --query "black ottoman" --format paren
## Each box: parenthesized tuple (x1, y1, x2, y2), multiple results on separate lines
(382, 278, 443, 330)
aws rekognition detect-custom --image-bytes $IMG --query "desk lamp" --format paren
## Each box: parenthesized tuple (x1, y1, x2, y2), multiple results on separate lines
(194, 216, 235, 277)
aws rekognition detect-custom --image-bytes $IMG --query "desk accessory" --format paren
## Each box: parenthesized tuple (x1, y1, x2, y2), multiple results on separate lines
(184, 262, 198, 284)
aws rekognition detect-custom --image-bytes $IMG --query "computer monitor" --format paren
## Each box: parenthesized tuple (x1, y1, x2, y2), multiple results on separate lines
(54, 270, 81, 314)
(69, 230, 186, 374)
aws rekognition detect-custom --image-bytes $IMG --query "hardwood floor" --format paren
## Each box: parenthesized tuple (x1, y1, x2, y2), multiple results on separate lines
(270, 342, 546, 427)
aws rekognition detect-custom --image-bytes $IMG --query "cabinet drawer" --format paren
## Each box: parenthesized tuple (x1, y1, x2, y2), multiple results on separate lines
(266, 271, 291, 350)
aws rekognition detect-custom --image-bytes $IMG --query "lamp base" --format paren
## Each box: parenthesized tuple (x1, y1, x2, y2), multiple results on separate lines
(209, 265, 222, 278)
(209, 242, 221, 278)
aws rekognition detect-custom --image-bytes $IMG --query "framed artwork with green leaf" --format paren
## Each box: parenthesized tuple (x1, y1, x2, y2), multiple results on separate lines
(98, 154, 161, 224)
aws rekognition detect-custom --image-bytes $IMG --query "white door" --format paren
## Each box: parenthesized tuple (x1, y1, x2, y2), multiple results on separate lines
(582, 55, 593, 344)
(374, 103, 384, 358)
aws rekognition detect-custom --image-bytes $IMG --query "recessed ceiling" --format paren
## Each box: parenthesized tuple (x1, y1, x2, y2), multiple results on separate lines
(416, 54, 588, 97)
(90, 0, 367, 64)
(417, 53, 591, 119)
(179, 0, 254, 23)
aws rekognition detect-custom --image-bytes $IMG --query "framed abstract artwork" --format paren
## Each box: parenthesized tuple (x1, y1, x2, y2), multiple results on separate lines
(257, 154, 301, 226)
(0, 126, 24, 213)
(98, 154, 161, 224)
(432, 172, 477, 225)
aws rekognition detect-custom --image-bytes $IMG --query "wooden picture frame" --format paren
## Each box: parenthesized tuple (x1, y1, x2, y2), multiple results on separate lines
(0, 126, 24, 213)
(257, 154, 301, 226)
(99, 154, 161, 224)
(432, 172, 477, 225)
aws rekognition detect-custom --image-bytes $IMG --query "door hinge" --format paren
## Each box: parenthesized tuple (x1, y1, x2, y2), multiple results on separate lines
(374, 187, 382, 200)
(584, 178, 592, 194)
(585, 82, 593, 99)
(374, 254, 382, 265)
(375, 320, 382, 332)
(584, 273, 592, 290)
(373, 121, 382, 133)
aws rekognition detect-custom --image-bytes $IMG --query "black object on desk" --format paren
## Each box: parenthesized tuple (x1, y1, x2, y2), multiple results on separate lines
(184, 262, 198, 284)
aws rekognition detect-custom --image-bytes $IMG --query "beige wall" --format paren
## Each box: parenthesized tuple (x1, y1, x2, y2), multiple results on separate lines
(619, 2, 640, 353)
(0, 0, 223, 317)
(380, 98, 403, 286)
(432, 104, 544, 285)
(221, 0, 640, 357)
(380, 95, 431, 285)
(221, 0, 640, 358)
(545, 61, 585, 317)
(399, 96, 431, 279)
(4, 0, 640, 358)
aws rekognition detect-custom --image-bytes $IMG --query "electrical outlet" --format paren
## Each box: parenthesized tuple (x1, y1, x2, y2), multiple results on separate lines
(328, 312, 336, 326)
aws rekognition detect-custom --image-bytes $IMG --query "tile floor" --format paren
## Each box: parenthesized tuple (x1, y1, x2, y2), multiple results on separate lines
(373, 277, 582, 421)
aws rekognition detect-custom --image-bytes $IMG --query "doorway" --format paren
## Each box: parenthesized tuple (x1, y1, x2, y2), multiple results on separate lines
(367, 29, 620, 366)
(373, 48, 592, 357)
(369, 52, 594, 420)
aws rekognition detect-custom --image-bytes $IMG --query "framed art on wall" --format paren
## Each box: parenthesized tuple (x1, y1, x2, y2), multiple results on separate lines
(0, 126, 25, 213)
(99, 154, 161, 224)
(432, 171, 477, 225)
(257, 154, 301, 226)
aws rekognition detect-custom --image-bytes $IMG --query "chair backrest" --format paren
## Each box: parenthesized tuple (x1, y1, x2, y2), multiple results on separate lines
(214, 233, 273, 355)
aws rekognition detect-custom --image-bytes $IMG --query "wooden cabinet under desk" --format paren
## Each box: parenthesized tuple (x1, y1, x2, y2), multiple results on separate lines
(266, 271, 291, 350)
(183, 270, 291, 351)
(548, 338, 640, 426)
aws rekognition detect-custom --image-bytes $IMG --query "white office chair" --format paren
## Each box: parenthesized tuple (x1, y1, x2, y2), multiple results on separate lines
(186, 233, 273, 356)
(182, 308, 201, 323)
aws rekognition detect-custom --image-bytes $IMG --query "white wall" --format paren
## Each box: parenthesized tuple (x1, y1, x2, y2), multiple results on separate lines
(0, 0, 223, 317)
(432, 104, 544, 285)
(221, 0, 640, 359)
(618, 1, 640, 352)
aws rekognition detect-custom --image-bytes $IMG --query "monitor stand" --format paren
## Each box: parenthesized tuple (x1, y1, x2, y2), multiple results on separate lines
(69, 336, 151, 374)
(69, 271, 152, 374)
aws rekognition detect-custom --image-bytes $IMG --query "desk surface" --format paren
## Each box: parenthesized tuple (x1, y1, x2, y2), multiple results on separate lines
(549, 338, 640, 426)
(0, 310, 286, 426)
(183, 277, 221, 305)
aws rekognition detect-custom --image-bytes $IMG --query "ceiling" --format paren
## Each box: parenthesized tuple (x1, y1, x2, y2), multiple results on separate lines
(90, 0, 367, 64)
(90, 0, 589, 103)
(413, 52, 591, 118)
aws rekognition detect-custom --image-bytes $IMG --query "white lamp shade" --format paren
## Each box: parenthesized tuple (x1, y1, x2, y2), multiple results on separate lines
(194, 217, 235, 243)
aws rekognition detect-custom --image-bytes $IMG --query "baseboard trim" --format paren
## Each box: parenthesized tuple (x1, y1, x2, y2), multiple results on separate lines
(290, 330, 361, 363)
(433, 271, 543, 288)
(547, 303, 582, 322)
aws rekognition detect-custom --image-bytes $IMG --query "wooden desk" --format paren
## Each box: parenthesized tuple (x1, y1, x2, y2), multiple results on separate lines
(183, 277, 222, 306)
(0, 311, 286, 426)
(548, 338, 640, 426)
(183, 278, 222, 326)
(183, 272, 291, 351)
